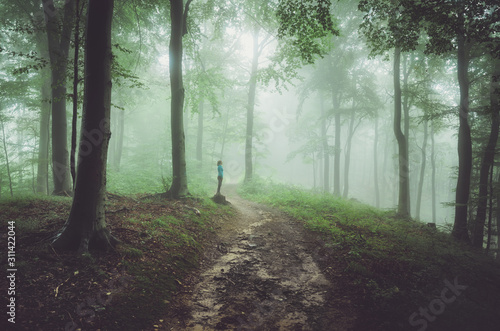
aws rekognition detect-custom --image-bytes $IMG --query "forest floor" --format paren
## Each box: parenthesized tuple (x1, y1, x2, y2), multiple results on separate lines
(2, 184, 500, 330)
(160, 185, 358, 330)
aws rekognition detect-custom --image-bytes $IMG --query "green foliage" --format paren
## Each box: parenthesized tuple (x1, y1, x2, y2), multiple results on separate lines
(276, 0, 339, 64)
(358, 0, 422, 56)
(107, 168, 164, 195)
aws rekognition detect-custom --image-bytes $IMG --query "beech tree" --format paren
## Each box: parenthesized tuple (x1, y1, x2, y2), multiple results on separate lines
(412, 0, 499, 242)
(167, 0, 192, 198)
(359, 0, 421, 218)
(52, 0, 117, 252)
(41, 0, 75, 196)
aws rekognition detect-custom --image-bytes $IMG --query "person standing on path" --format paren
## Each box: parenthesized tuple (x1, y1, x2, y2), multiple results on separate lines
(217, 160, 223, 195)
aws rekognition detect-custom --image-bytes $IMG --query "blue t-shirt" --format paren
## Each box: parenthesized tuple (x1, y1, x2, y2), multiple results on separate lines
(218, 165, 223, 178)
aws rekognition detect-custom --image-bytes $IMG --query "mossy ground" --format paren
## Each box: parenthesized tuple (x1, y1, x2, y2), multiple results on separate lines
(0, 193, 231, 331)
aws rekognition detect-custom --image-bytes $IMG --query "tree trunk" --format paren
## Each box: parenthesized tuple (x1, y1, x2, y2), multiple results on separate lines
(374, 114, 380, 208)
(452, 33, 472, 243)
(167, 0, 191, 198)
(70, 0, 84, 189)
(485, 167, 495, 255)
(0, 117, 13, 198)
(333, 92, 341, 196)
(52, 0, 116, 253)
(320, 95, 330, 193)
(343, 105, 356, 198)
(431, 123, 437, 223)
(472, 58, 500, 248)
(416, 120, 428, 220)
(35, 23, 51, 195)
(114, 108, 124, 172)
(393, 46, 410, 218)
(196, 99, 204, 169)
(37, 71, 51, 195)
(244, 27, 260, 183)
(402, 54, 413, 214)
(312, 152, 317, 189)
(43, 0, 75, 196)
(219, 107, 230, 159)
(496, 183, 500, 261)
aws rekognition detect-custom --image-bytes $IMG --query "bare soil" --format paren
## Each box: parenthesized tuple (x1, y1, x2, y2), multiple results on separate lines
(161, 186, 358, 330)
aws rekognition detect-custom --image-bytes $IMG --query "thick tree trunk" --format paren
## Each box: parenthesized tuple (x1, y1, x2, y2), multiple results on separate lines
(167, 0, 191, 198)
(402, 55, 413, 214)
(374, 115, 380, 208)
(52, 0, 116, 252)
(485, 167, 495, 255)
(245, 27, 260, 183)
(431, 123, 437, 223)
(43, 0, 75, 196)
(37, 71, 51, 195)
(196, 100, 204, 168)
(70, 0, 84, 189)
(320, 95, 330, 193)
(416, 120, 428, 220)
(393, 47, 410, 218)
(452, 33, 472, 243)
(472, 58, 500, 248)
(497, 185, 500, 261)
(35, 25, 51, 195)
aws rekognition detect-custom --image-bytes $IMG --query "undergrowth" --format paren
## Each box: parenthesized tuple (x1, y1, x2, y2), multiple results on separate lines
(0, 190, 232, 331)
(239, 178, 500, 330)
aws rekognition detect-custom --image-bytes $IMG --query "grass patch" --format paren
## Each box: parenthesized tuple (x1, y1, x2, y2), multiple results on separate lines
(0, 192, 232, 331)
(240, 179, 500, 330)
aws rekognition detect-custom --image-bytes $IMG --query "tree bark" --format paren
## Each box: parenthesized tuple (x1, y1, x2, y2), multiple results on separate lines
(402, 54, 413, 213)
(35, 21, 51, 195)
(374, 114, 380, 208)
(37, 70, 51, 195)
(114, 108, 124, 172)
(393, 46, 410, 218)
(431, 123, 437, 223)
(167, 0, 191, 198)
(42, 0, 75, 196)
(70, 0, 84, 189)
(472, 58, 500, 248)
(52, 0, 116, 253)
(416, 120, 428, 220)
(485, 167, 495, 255)
(244, 27, 260, 183)
(452, 33, 472, 243)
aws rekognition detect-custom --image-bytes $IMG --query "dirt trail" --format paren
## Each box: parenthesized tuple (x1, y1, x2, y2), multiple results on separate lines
(163, 185, 356, 330)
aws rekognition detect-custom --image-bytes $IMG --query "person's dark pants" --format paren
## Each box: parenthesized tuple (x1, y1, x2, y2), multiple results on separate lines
(217, 176, 223, 194)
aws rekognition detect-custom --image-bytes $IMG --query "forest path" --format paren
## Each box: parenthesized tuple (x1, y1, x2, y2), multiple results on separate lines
(162, 185, 356, 330)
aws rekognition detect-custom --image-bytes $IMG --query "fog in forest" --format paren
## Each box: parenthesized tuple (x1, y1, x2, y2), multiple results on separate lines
(3, 1, 500, 330)
(0, 0, 498, 237)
